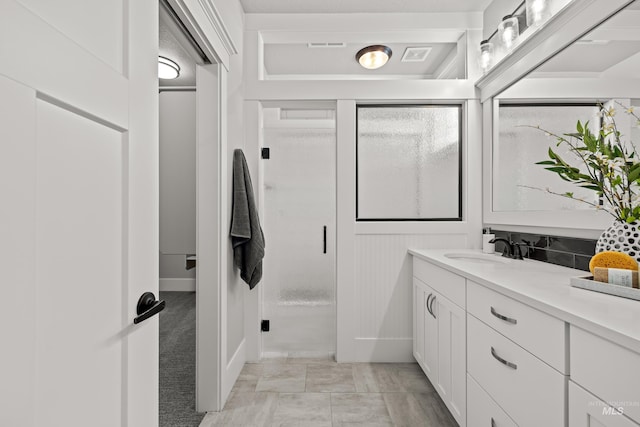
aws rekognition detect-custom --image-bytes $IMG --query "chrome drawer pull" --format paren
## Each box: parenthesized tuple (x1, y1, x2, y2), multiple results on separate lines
(491, 418, 497, 427)
(491, 346, 517, 370)
(490, 307, 517, 324)
(429, 294, 436, 319)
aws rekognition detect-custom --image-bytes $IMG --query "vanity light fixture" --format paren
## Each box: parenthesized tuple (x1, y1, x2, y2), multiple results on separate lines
(479, 40, 494, 74)
(356, 45, 392, 70)
(498, 15, 519, 50)
(158, 56, 180, 79)
(526, 0, 551, 27)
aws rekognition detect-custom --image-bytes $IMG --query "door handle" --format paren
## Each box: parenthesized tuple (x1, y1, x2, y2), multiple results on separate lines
(426, 293, 433, 315)
(134, 292, 166, 324)
(323, 226, 327, 254)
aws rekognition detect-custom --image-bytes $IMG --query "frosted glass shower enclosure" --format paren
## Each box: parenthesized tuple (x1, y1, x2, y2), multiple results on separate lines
(261, 106, 336, 357)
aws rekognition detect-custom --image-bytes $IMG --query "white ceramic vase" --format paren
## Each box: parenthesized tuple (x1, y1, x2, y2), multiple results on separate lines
(596, 221, 640, 263)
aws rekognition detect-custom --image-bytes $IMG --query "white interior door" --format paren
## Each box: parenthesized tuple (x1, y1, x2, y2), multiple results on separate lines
(0, 1, 158, 426)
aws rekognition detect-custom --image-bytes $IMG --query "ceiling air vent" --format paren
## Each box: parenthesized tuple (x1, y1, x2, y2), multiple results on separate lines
(307, 42, 346, 48)
(401, 47, 432, 62)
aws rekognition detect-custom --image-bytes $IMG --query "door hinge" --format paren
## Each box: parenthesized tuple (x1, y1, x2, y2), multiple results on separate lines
(261, 319, 270, 332)
(261, 147, 270, 159)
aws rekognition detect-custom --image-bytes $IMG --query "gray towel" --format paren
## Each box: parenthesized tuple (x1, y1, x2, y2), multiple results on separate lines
(230, 149, 265, 289)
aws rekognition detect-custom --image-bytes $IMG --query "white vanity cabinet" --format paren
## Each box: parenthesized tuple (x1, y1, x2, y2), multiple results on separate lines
(411, 249, 640, 427)
(413, 258, 466, 426)
(570, 327, 640, 426)
(466, 282, 567, 427)
(467, 374, 517, 427)
(569, 381, 639, 427)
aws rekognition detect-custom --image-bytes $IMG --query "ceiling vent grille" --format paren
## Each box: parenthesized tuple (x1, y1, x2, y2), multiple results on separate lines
(307, 42, 346, 48)
(401, 47, 432, 62)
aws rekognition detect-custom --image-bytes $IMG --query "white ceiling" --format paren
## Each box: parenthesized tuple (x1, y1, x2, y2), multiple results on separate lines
(240, 0, 493, 14)
(264, 42, 460, 78)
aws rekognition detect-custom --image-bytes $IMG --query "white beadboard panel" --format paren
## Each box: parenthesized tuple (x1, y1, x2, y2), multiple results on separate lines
(355, 338, 415, 362)
(355, 234, 468, 339)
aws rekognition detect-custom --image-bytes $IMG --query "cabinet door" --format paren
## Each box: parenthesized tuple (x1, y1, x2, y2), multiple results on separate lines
(413, 279, 425, 366)
(423, 283, 439, 384)
(570, 381, 640, 427)
(434, 292, 466, 426)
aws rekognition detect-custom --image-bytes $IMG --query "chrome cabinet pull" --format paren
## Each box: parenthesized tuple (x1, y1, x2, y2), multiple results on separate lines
(491, 417, 497, 427)
(426, 294, 433, 315)
(491, 347, 517, 370)
(429, 294, 436, 319)
(490, 307, 517, 324)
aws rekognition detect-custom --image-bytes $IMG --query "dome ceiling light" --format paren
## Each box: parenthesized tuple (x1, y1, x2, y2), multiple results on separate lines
(158, 56, 180, 79)
(355, 45, 392, 70)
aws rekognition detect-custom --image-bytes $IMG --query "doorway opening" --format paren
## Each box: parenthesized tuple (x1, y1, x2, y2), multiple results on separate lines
(260, 103, 337, 358)
(158, 0, 211, 424)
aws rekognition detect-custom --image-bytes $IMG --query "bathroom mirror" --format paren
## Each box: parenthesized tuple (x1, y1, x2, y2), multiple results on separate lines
(484, 0, 640, 232)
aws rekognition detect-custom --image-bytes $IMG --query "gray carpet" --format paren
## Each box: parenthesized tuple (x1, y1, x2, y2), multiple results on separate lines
(160, 291, 204, 427)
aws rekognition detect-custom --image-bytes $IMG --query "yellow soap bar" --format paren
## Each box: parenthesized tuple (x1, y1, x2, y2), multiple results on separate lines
(589, 251, 638, 275)
(593, 267, 639, 288)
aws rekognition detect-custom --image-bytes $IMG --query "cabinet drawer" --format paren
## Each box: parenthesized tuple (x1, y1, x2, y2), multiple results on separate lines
(467, 282, 566, 373)
(569, 381, 639, 427)
(571, 326, 640, 422)
(468, 315, 566, 427)
(467, 374, 517, 427)
(413, 257, 465, 308)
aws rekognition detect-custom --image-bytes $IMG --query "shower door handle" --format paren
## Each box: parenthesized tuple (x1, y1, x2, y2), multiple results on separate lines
(323, 226, 327, 254)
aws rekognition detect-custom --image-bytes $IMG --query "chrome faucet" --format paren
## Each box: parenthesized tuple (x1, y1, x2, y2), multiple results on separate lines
(489, 238, 524, 260)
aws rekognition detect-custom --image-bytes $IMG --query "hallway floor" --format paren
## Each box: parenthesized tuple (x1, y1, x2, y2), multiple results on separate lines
(200, 357, 457, 426)
(160, 291, 204, 427)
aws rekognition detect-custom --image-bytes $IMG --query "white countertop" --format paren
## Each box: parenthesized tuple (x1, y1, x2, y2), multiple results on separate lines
(409, 248, 640, 354)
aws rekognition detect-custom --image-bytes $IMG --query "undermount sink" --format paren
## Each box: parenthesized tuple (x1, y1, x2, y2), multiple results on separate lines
(444, 253, 510, 264)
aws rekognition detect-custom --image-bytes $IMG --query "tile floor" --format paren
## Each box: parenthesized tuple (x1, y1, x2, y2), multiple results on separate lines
(199, 357, 457, 427)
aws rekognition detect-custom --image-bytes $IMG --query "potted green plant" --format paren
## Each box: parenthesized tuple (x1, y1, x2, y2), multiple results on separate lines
(533, 102, 640, 261)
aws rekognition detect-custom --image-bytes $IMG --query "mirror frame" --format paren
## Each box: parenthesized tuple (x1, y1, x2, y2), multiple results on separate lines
(479, 0, 636, 233)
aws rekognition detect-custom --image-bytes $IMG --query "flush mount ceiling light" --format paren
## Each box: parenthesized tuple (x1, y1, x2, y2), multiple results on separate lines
(158, 56, 180, 79)
(356, 45, 392, 70)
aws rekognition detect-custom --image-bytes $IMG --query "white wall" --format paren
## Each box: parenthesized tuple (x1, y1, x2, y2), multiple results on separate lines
(335, 101, 483, 362)
(223, 49, 250, 399)
(483, 0, 521, 40)
(159, 91, 196, 289)
(211, 0, 243, 53)
(212, 0, 247, 405)
(175, 0, 246, 410)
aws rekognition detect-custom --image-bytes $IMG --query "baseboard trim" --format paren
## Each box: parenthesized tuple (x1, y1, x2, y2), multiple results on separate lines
(352, 338, 414, 363)
(159, 278, 196, 292)
(222, 339, 246, 403)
